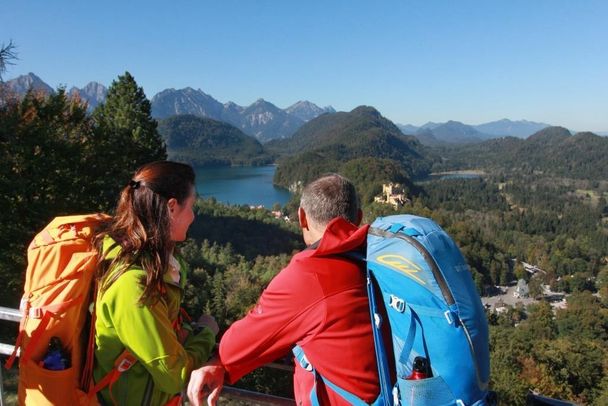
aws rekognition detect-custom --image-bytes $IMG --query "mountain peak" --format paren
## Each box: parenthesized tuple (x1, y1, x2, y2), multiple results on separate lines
(5, 72, 54, 96)
(285, 100, 335, 122)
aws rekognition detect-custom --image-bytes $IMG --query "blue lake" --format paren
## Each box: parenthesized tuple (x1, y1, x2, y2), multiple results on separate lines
(195, 166, 291, 208)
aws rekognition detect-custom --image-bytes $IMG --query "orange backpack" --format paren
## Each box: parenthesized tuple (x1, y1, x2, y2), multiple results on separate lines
(5, 214, 137, 405)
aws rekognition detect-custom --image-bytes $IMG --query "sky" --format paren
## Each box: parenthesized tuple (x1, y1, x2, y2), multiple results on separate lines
(2, 0, 607, 132)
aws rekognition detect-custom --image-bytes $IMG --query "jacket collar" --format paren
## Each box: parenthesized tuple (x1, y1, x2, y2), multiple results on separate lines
(308, 217, 369, 257)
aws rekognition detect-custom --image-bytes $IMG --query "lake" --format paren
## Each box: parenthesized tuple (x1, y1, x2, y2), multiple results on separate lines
(416, 170, 484, 182)
(195, 165, 291, 208)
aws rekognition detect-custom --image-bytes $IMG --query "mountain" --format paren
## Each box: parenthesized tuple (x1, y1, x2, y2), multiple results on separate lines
(397, 124, 419, 134)
(474, 119, 550, 138)
(285, 101, 335, 122)
(398, 119, 552, 143)
(422, 121, 486, 144)
(68, 82, 107, 111)
(157, 114, 271, 167)
(419, 122, 442, 131)
(239, 99, 304, 142)
(151, 87, 225, 120)
(411, 121, 487, 145)
(4, 73, 54, 95)
(150, 87, 330, 142)
(271, 106, 433, 199)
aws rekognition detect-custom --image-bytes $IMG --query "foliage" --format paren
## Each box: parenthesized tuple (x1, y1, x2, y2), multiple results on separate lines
(0, 73, 167, 306)
(157, 114, 272, 166)
(433, 126, 608, 181)
(0, 40, 18, 81)
(272, 106, 433, 189)
(89, 71, 166, 205)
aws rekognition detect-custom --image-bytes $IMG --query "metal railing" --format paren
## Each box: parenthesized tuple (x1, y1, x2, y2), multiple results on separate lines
(0, 306, 295, 406)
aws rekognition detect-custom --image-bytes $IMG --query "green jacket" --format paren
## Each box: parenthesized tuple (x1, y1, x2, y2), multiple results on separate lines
(94, 236, 215, 405)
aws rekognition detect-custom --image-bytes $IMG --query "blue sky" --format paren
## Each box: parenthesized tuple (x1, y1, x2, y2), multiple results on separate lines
(2, 0, 607, 131)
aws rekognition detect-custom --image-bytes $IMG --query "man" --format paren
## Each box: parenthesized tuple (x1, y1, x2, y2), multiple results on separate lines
(188, 174, 379, 405)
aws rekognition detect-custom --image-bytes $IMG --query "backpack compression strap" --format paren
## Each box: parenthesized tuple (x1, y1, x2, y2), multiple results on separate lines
(87, 349, 137, 400)
(292, 345, 382, 406)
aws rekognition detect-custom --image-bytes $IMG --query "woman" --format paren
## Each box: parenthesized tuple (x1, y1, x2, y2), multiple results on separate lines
(93, 161, 217, 405)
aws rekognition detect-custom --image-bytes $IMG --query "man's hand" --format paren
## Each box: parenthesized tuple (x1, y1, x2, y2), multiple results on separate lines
(187, 361, 226, 406)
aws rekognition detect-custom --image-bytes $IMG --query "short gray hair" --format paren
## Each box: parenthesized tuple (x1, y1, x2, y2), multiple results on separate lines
(300, 174, 360, 225)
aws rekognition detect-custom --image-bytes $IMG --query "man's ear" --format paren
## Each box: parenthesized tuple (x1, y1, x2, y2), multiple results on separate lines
(355, 209, 363, 226)
(298, 207, 309, 230)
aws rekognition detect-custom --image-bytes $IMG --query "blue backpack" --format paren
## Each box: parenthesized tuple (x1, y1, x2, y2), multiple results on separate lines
(294, 214, 491, 406)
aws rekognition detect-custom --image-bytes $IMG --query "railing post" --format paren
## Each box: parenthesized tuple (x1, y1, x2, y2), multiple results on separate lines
(1, 359, 5, 406)
(0, 306, 21, 406)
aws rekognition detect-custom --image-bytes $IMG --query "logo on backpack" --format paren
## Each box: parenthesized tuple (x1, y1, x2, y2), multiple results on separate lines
(376, 254, 426, 286)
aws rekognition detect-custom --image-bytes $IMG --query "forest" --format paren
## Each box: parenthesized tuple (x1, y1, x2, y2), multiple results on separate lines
(0, 70, 607, 405)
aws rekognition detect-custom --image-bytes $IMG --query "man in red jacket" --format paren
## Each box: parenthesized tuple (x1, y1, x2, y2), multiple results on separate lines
(188, 174, 379, 405)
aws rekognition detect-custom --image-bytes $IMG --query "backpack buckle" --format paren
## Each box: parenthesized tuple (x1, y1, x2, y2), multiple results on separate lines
(117, 357, 135, 372)
(28, 307, 42, 319)
(374, 313, 382, 328)
(389, 295, 405, 312)
(444, 310, 455, 325)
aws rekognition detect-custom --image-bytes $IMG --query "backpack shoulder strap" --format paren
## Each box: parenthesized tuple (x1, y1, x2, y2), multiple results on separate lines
(292, 345, 379, 406)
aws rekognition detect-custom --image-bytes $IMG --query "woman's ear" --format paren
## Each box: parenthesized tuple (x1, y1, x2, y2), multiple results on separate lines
(167, 198, 178, 214)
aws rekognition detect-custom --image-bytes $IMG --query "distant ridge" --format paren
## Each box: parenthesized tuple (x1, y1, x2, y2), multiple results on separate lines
(398, 119, 552, 145)
(474, 119, 550, 138)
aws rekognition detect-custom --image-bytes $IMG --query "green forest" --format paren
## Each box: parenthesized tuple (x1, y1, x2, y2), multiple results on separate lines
(1, 69, 607, 405)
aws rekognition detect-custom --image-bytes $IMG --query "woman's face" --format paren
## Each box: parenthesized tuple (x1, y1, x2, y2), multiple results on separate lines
(169, 188, 196, 242)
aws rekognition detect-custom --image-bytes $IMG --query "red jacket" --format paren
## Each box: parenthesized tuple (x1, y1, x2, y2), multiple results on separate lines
(218, 218, 380, 405)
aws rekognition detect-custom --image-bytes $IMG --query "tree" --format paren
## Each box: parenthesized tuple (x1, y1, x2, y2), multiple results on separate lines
(0, 40, 17, 81)
(89, 72, 166, 208)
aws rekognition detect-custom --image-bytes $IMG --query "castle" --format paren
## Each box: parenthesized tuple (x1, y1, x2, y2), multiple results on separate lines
(374, 183, 409, 208)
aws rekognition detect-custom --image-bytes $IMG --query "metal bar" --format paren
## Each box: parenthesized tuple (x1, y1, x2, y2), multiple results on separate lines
(223, 386, 296, 406)
(0, 356, 4, 406)
(0, 307, 21, 323)
(0, 344, 16, 357)
(1, 307, 296, 406)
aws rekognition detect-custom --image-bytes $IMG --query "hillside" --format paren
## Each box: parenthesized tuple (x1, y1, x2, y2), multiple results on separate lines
(435, 126, 608, 181)
(270, 106, 432, 199)
(157, 115, 271, 167)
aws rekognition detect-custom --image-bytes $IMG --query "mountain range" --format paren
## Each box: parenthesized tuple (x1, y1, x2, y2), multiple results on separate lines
(398, 119, 552, 144)
(3, 73, 333, 143)
(5, 73, 604, 144)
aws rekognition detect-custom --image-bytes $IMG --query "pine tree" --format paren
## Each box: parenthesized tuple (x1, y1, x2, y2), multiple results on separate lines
(88, 72, 167, 208)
